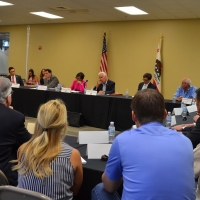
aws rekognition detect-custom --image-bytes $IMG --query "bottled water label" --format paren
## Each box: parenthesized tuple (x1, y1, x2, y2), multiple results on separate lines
(108, 123, 115, 143)
(166, 121, 171, 128)
(165, 112, 171, 128)
(182, 106, 187, 118)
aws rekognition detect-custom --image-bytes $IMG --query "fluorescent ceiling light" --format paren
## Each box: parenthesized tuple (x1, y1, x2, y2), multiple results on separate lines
(30, 12, 63, 19)
(115, 6, 148, 15)
(0, 1, 13, 6)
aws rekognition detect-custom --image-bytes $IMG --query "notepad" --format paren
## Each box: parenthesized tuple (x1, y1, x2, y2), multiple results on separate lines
(81, 157, 87, 164)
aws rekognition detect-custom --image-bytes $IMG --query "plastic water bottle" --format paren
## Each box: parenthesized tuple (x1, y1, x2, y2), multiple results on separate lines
(84, 86, 87, 94)
(192, 99, 196, 105)
(172, 94, 176, 103)
(108, 122, 115, 143)
(57, 84, 61, 92)
(126, 89, 129, 98)
(166, 112, 171, 128)
(182, 103, 187, 118)
(36, 82, 38, 89)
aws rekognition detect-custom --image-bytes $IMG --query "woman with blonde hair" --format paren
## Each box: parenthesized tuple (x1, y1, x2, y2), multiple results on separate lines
(13, 99, 83, 200)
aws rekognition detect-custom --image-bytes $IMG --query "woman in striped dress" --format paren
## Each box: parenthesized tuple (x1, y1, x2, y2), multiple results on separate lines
(13, 99, 83, 200)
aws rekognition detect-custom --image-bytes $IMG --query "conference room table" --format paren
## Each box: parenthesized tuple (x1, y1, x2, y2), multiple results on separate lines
(11, 87, 181, 131)
(10, 86, 194, 199)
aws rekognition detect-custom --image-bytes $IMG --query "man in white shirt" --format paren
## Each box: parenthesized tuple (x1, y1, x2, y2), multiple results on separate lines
(6, 67, 24, 86)
(137, 73, 156, 91)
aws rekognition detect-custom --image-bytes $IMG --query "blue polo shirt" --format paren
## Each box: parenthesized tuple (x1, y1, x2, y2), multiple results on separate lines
(105, 122, 195, 200)
(175, 86, 196, 98)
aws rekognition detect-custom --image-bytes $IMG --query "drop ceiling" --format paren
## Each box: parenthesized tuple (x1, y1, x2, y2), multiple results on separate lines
(0, 0, 200, 25)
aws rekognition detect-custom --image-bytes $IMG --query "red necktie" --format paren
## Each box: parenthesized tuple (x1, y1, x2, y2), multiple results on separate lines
(11, 76, 14, 83)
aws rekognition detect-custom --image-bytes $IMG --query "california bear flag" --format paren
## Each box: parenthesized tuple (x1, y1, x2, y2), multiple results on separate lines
(153, 36, 162, 92)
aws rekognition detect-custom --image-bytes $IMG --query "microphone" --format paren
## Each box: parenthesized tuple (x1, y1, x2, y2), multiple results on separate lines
(83, 80, 88, 87)
(84, 80, 88, 84)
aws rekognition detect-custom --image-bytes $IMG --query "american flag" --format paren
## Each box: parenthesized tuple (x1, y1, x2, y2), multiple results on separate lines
(153, 36, 162, 92)
(100, 32, 108, 74)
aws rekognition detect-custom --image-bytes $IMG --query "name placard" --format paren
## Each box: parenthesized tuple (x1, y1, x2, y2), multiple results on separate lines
(11, 83, 20, 88)
(61, 87, 71, 93)
(87, 144, 112, 159)
(187, 105, 197, 113)
(173, 107, 182, 115)
(171, 116, 176, 126)
(85, 90, 97, 96)
(182, 98, 192, 105)
(78, 131, 108, 144)
(37, 85, 47, 90)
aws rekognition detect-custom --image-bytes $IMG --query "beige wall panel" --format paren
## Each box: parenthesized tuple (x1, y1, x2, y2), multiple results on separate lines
(0, 19, 200, 99)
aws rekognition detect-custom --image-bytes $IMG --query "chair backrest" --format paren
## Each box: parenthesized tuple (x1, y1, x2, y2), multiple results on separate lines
(27, 123, 35, 134)
(0, 170, 9, 186)
(0, 186, 52, 200)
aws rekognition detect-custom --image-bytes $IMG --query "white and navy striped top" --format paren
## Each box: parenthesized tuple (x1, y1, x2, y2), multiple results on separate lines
(18, 142, 74, 200)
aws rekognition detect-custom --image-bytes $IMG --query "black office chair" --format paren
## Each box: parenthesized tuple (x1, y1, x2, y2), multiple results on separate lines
(0, 186, 52, 200)
(0, 170, 9, 186)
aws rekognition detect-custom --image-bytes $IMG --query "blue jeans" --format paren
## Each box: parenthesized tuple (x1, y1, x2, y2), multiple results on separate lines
(91, 183, 120, 200)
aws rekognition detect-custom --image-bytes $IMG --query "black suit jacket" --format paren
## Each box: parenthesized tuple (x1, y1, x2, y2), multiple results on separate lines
(7, 75, 24, 86)
(93, 79, 115, 94)
(183, 117, 200, 149)
(138, 82, 156, 91)
(0, 104, 31, 186)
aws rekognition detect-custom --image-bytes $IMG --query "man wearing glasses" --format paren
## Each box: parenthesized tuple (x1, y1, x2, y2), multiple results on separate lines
(0, 77, 31, 186)
(138, 73, 156, 91)
(7, 67, 24, 86)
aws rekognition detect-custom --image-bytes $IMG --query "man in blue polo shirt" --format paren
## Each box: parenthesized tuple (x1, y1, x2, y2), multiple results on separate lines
(91, 89, 195, 200)
(174, 77, 196, 101)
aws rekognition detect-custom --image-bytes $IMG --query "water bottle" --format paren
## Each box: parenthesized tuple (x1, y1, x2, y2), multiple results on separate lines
(36, 82, 38, 89)
(108, 122, 115, 143)
(192, 99, 196, 105)
(126, 89, 129, 98)
(182, 103, 187, 118)
(172, 94, 176, 103)
(165, 112, 171, 128)
(84, 86, 87, 94)
(57, 84, 61, 92)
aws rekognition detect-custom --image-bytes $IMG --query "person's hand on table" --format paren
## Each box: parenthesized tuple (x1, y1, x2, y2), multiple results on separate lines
(172, 122, 195, 132)
(172, 125, 183, 132)
(176, 96, 183, 101)
(98, 90, 105, 95)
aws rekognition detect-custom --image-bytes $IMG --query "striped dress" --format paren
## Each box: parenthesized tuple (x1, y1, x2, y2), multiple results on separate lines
(18, 142, 74, 200)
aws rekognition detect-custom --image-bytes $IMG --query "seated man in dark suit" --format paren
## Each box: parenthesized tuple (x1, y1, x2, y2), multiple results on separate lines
(138, 73, 156, 91)
(93, 72, 115, 95)
(172, 88, 200, 149)
(7, 67, 24, 86)
(43, 69, 59, 89)
(0, 77, 31, 186)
